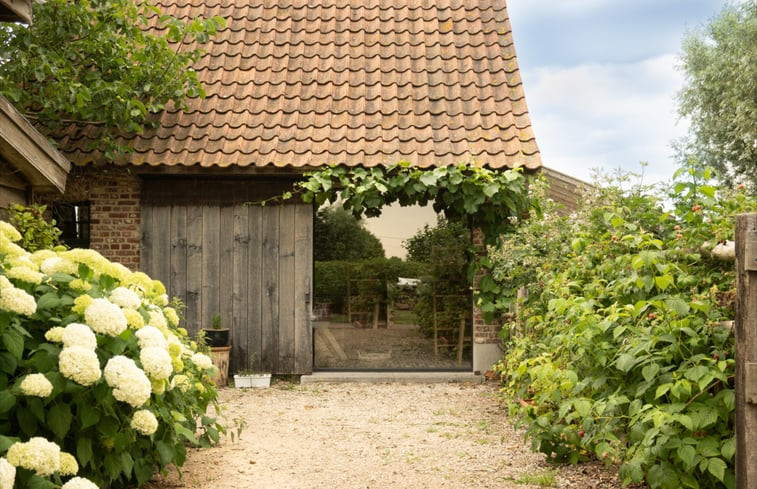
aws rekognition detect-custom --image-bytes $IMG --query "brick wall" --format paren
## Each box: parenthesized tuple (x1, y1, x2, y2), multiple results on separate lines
(471, 228, 501, 345)
(36, 166, 142, 270)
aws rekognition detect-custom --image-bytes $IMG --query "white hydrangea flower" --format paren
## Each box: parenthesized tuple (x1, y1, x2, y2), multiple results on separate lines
(103, 355, 134, 386)
(40, 256, 78, 276)
(0, 275, 11, 289)
(135, 326, 167, 350)
(147, 309, 167, 330)
(191, 353, 214, 370)
(104, 356, 151, 408)
(131, 410, 159, 436)
(151, 378, 166, 395)
(170, 374, 191, 393)
(84, 298, 127, 336)
(105, 262, 131, 283)
(72, 295, 94, 314)
(0, 235, 25, 258)
(171, 356, 184, 373)
(6, 266, 44, 285)
(5, 437, 61, 476)
(58, 346, 101, 386)
(20, 373, 53, 398)
(45, 326, 65, 343)
(0, 287, 37, 316)
(166, 333, 183, 356)
(155, 294, 169, 306)
(0, 457, 15, 489)
(69, 279, 92, 291)
(58, 452, 78, 476)
(163, 307, 180, 327)
(127, 272, 154, 295)
(61, 249, 110, 277)
(123, 308, 145, 329)
(112, 374, 151, 408)
(109, 287, 141, 310)
(61, 477, 99, 489)
(0, 221, 21, 242)
(61, 323, 97, 350)
(6, 254, 35, 268)
(29, 248, 56, 266)
(140, 347, 173, 380)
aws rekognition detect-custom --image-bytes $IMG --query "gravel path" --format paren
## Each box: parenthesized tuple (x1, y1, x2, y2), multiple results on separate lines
(146, 381, 632, 489)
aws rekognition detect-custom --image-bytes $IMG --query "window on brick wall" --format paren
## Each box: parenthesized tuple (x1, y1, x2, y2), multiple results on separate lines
(54, 202, 91, 248)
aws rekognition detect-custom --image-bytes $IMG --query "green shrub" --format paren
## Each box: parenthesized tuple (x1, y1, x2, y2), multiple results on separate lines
(492, 163, 756, 489)
(7, 204, 63, 252)
(0, 220, 224, 488)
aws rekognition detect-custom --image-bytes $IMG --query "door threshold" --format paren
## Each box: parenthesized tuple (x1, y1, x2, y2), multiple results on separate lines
(300, 370, 482, 384)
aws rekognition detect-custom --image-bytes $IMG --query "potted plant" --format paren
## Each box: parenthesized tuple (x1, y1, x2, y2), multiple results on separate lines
(202, 313, 231, 386)
(233, 353, 271, 388)
(202, 313, 230, 347)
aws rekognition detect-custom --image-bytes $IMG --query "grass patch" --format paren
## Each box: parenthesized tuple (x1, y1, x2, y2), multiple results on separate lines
(510, 469, 557, 487)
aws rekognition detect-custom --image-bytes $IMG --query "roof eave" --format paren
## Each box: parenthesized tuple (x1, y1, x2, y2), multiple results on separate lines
(0, 95, 71, 193)
(0, 0, 32, 24)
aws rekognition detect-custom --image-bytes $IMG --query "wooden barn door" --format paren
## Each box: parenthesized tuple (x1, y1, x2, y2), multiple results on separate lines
(141, 190, 313, 375)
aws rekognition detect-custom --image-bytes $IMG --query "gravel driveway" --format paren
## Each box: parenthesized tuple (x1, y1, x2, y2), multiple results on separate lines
(146, 381, 631, 489)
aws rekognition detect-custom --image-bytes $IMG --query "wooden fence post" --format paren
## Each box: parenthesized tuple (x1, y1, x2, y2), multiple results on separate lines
(735, 213, 757, 489)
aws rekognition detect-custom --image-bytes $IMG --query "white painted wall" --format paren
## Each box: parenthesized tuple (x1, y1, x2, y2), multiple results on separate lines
(363, 203, 439, 259)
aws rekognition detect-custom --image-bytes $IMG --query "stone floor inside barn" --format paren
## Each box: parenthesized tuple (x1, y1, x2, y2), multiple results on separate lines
(313, 321, 472, 370)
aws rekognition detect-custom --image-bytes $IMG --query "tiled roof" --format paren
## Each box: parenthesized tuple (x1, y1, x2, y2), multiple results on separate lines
(61, 0, 541, 170)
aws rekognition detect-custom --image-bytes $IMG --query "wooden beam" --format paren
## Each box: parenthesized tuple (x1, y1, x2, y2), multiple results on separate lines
(0, 0, 32, 24)
(0, 96, 70, 192)
(735, 213, 757, 488)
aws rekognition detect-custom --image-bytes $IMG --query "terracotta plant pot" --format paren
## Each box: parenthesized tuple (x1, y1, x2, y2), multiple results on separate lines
(202, 328, 230, 347)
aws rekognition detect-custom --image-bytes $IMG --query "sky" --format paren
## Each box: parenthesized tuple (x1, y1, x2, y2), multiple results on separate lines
(369, 0, 735, 259)
(506, 0, 731, 185)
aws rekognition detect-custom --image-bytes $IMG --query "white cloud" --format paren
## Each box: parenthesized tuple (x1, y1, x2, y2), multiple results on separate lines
(523, 54, 689, 184)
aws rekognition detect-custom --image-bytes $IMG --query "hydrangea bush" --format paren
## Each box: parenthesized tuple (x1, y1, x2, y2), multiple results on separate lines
(0, 220, 224, 488)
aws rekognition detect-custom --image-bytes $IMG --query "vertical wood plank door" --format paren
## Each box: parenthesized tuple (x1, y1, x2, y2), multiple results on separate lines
(141, 202, 313, 375)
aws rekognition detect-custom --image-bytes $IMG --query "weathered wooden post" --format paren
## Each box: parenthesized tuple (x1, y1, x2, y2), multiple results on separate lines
(735, 213, 757, 488)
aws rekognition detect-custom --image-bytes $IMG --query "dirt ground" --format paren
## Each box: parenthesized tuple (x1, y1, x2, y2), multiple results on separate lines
(145, 381, 634, 489)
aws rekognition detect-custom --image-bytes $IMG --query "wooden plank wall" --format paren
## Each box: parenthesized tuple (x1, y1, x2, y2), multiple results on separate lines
(541, 167, 591, 215)
(141, 202, 313, 375)
(735, 214, 757, 488)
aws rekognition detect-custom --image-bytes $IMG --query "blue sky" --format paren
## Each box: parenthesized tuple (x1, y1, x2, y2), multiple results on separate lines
(506, 0, 731, 185)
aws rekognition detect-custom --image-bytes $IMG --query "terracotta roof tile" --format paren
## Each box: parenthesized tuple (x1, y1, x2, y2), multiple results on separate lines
(62, 0, 541, 170)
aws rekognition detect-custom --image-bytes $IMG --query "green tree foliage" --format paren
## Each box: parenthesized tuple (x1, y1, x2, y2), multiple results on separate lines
(313, 206, 385, 261)
(677, 0, 757, 188)
(0, 0, 224, 159)
(404, 217, 468, 264)
(493, 163, 757, 489)
(404, 218, 470, 339)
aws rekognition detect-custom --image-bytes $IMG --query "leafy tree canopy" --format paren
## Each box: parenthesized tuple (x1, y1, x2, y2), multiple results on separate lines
(404, 217, 469, 265)
(314, 206, 385, 261)
(677, 0, 757, 188)
(0, 0, 224, 159)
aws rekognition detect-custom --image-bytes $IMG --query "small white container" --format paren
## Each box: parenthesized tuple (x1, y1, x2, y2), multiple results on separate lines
(233, 373, 271, 388)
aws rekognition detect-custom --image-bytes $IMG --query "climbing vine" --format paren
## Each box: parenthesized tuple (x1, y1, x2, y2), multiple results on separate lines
(288, 161, 536, 246)
(281, 161, 538, 322)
